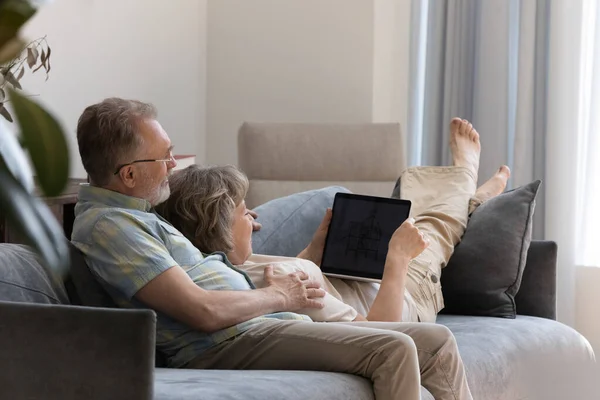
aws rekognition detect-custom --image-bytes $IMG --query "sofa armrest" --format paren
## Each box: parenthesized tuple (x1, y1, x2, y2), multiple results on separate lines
(0, 301, 156, 400)
(515, 240, 557, 320)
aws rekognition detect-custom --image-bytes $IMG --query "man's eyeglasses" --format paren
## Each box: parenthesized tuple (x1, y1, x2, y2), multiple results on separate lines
(113, 155, 175, 175)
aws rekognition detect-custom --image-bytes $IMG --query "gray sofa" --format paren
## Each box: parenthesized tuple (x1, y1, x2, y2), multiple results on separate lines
(0, 195, 596, 400)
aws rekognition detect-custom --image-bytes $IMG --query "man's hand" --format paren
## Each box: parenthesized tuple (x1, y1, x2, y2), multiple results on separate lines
(263, 265, 325, 311)
(298, 208, 332, 266)
(388, 218, 429, 261)
(248, 209, 262, 231)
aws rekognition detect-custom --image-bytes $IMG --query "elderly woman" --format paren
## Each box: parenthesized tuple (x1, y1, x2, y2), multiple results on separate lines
(156, 119, 510, 323)
(155, 163, 428, 322)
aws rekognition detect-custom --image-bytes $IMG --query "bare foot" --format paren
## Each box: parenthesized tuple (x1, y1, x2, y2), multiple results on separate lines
(474, 165, 511, 202)
(449, 118, 481, 178)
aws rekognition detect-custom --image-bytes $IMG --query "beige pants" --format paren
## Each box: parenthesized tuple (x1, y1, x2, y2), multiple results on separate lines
(329, 166, 477, 323)
(187, 319, 472, 400)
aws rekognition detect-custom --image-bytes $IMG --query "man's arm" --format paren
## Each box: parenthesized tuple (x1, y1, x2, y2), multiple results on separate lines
(135, 265, 325, 333)
(89, 213, 323, 333)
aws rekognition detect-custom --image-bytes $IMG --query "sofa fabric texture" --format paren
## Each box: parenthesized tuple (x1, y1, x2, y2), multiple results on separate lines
(0, 300, 156, 400)
(238, 122, 406, 208)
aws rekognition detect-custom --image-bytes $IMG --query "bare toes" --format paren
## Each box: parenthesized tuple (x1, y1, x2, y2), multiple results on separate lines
(450, 118, 462, 130)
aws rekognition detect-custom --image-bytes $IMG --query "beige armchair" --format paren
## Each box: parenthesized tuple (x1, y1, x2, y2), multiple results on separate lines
(238, 122, 406, 208)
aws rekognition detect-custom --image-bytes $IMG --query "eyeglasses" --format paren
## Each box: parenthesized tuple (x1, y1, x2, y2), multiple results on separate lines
(113, 155, 175, 175)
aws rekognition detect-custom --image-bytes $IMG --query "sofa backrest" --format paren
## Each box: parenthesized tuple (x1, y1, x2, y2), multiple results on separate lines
(238, 122, 406, 208)
(0, 243, 70, 305)
(0, 241, 118, 308)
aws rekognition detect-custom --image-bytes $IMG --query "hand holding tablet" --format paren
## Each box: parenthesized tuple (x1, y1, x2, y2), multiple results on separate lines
(320, 193, 412, 282)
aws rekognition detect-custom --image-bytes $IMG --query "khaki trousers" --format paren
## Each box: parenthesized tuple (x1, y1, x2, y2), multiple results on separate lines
(187, 319, 473, 400)
(329, 166, 477, 323)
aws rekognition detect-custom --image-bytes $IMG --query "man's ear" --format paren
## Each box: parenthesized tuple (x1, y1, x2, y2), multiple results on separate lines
(119, 166, 137, 188)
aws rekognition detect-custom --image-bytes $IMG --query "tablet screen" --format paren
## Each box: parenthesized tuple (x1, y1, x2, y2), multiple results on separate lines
(321, 193, 412, 280)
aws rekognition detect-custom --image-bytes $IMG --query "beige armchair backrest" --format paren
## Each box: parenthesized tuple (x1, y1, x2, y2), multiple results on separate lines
(238, 122, 406, 208)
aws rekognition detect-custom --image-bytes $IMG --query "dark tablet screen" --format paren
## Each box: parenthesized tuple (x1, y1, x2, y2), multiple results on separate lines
(321, 192, 412, 280)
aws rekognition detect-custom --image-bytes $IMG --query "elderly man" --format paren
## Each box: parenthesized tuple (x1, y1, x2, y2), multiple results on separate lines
(71, 97, 473, 400)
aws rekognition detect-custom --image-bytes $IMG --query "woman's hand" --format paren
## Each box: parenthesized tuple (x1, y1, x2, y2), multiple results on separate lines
(263, 265, 326, 311)
(297, 208, 332, 266)
(388, 218, 429, 262)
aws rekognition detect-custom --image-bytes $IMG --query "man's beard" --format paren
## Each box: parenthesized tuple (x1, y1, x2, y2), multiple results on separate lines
(149, 181, 170, 207)
(140, 169, 171, 207)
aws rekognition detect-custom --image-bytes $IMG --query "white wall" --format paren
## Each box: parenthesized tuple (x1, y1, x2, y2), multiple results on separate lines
(206, 0, 379, 165)
(372, 0, 411, 131)
(19, 0, 207, 178)
(16, 0, 411, 174)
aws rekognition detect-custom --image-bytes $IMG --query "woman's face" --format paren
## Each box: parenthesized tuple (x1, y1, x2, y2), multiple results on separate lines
(227, 200, 254, 265)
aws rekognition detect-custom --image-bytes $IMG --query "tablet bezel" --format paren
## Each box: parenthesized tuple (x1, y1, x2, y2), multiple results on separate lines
(320, 192, 412, 280)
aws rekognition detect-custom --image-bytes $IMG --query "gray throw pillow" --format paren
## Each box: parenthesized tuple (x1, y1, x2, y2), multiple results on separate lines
(440, 180, 541, 318)
(251, 186, 351, 257)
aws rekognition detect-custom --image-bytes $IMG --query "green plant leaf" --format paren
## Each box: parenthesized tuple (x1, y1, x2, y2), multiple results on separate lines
(46, 45, 51, 73)
(16, 65, 23, 80)
(0, 102, 13, 122)
(4, 70, 21, 89)
(8, 88, 69, 197)
(26, 46, 35, 68)
(0, 0, 36, 49)
(0, 162, 70, 277)
(30, 44, 38, 60)
(0, 36, 25, 64)
(0, 88, 4, 101)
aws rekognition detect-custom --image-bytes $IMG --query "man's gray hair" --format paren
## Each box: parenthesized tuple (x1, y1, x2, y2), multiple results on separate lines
(155, 164, 249, 254)
(76, 97, 157, 186)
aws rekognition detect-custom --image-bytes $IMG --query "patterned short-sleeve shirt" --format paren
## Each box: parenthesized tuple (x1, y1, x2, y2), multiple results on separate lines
(71, 185, 310, 367)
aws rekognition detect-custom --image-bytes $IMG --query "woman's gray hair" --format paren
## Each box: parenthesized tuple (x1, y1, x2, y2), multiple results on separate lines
(155, 164, 249, 254)
(77, 98, 157, 186)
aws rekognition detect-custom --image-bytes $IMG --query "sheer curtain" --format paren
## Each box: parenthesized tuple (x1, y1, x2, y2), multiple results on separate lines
(408, 0, 600, 333)
(573, 0, 600, 353)
(407, 0, 549, 240)
(577, 0, 600, 269)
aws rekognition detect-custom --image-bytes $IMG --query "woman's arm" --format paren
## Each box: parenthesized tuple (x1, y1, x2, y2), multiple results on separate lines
(357, 219, 428, 322)
(365, 252, 411, 321)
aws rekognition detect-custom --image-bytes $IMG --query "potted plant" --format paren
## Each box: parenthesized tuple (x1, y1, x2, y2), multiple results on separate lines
(0, 0, 70, 273)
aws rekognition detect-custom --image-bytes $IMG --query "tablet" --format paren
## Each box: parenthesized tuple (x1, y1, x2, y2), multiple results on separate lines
(321, 192, 412, 282)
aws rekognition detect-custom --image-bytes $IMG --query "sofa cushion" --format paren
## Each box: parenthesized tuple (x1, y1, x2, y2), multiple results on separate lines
(154, 369, 377, 400)
(0, 243, 69, 304)
(155, 369, 436, 400)
(440, 181, 541, 318)
(437, 314, 596, 400)
(251, 186, 350, 257)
